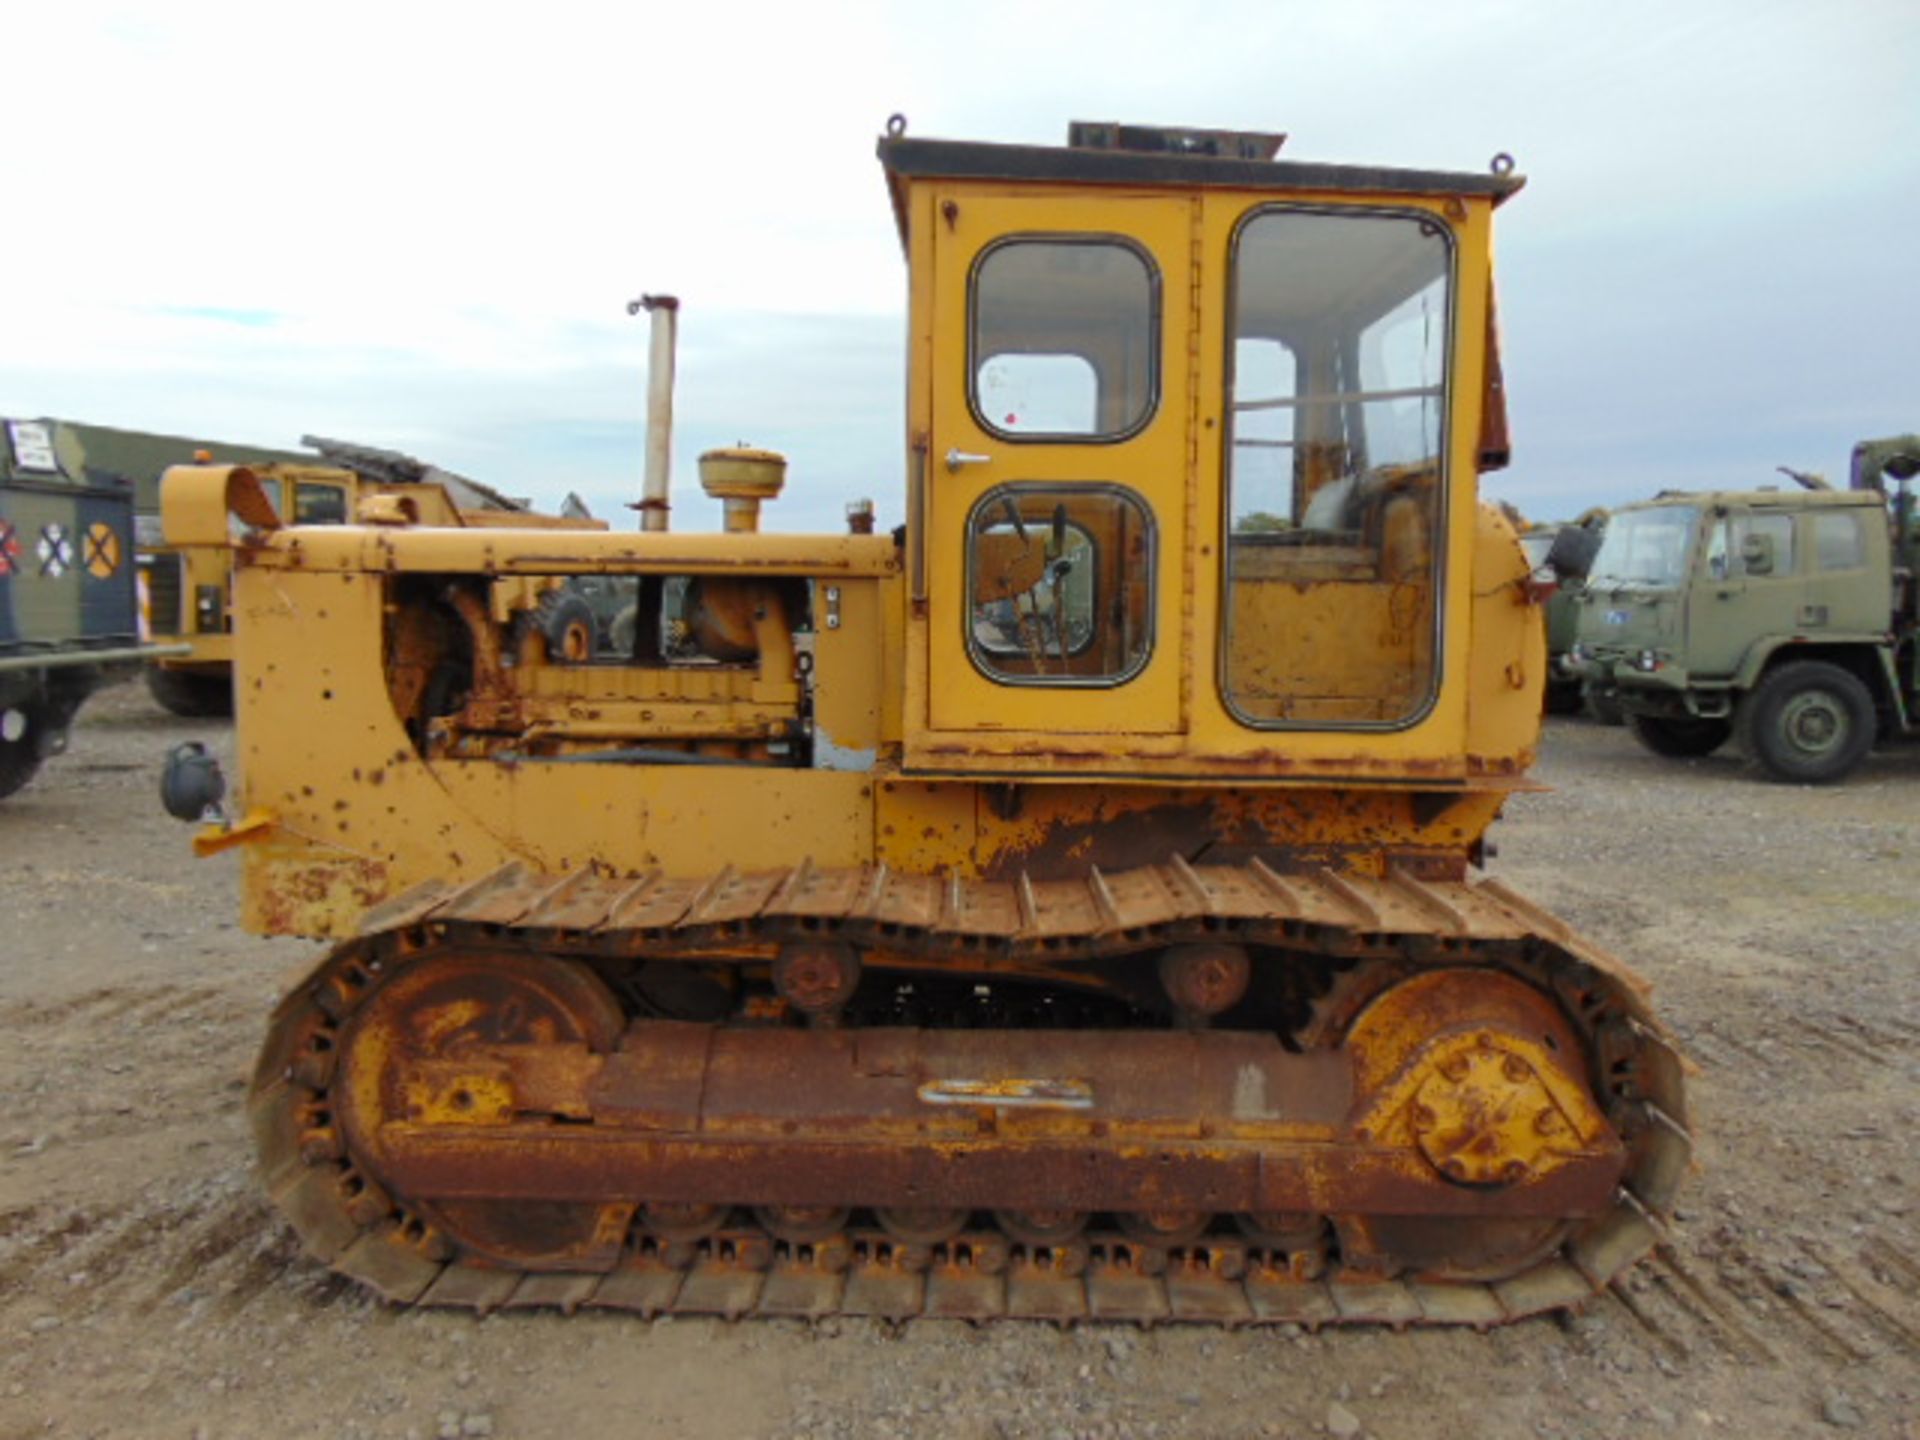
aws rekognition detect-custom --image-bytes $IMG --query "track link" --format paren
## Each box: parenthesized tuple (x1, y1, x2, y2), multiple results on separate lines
(249, 857, 1693, 1326)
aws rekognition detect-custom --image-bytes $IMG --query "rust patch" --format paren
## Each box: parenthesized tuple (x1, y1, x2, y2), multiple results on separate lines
(374, 1016, 1622, 1218)
(981, 799, 1214, 881)
(914, 742, 1472, 783)
(254, 852, 391, 937)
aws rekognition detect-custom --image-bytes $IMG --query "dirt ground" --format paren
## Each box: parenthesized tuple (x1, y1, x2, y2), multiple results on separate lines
(2, 682, 1916, 1440)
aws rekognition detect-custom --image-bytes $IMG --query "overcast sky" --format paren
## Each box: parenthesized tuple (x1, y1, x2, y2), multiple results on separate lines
(5, 0, 1915, 530)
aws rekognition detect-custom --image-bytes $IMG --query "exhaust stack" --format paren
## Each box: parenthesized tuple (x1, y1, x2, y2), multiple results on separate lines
(628, 294, 680, 532)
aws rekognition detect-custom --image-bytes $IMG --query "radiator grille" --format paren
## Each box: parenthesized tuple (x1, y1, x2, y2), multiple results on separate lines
(145, 553, 185, 637)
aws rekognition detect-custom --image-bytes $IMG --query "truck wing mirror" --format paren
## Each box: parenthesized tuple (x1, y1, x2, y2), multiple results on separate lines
(1740, 532, 1774, 576)
(1544, 523, 1602, 583)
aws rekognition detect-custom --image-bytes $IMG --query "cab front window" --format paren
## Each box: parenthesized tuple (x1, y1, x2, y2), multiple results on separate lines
(1590, 507, 1699, 589)
(294, 483, 349, 525)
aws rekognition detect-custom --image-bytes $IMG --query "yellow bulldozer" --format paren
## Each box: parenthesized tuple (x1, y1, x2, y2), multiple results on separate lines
(159, 119, 1688, 1326)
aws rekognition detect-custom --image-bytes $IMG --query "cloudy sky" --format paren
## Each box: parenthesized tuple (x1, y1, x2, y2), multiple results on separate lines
(5, 0, 1915, 530)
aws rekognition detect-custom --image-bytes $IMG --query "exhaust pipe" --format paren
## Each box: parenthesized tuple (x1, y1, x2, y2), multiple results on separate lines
(627, 294, 679, 533)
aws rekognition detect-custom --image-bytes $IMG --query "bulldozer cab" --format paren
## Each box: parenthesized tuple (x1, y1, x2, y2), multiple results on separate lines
(884, 128, 1520, 772)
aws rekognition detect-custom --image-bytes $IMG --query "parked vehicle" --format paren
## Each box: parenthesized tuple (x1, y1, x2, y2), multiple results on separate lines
(157, 119, 1688, 1328)
(145, 447, 596, 715)
(0, 418, 153, 799)
(1571, 436, 1920, 782)
(1520, 510, 1605, 713)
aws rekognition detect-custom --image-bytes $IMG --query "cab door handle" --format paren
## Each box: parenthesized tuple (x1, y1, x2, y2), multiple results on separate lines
(944, 449, 992, 473)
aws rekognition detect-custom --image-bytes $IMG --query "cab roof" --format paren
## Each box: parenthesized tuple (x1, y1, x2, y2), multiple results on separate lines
(1625, 487, 1882, 512)
(877, 131, 1526, 246)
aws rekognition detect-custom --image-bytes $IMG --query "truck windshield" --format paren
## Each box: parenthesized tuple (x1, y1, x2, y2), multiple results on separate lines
(1587, 506, 1697, 588)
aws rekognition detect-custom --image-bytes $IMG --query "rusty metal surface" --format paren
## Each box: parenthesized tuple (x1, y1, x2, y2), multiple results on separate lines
(1158, 942, 1251, 1017)
(376, 1126, 1622, 1217)
(365, 854, 1559, 968)
(246, 857, 1691, 1327)
(772, 941, 861, 1014)
(364, 1016, 1628, 1217)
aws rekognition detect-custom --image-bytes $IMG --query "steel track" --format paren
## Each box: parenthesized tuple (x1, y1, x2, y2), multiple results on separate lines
(248, 858, 1693, 1326)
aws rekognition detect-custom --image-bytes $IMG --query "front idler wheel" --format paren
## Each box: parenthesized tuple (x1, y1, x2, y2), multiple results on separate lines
(330, 948, 627, 1271)
(1332, 966, 1615, 1283)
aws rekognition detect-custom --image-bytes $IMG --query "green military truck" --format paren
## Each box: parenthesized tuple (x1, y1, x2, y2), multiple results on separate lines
(1571, 435, 1920, 783)
(0, 418, 156, 799)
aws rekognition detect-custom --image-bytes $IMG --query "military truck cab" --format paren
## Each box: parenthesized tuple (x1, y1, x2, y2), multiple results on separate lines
(1572, 470, 1916, 783)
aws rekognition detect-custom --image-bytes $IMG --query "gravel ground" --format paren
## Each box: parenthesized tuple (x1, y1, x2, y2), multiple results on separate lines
(1, 682, 1916, 1440)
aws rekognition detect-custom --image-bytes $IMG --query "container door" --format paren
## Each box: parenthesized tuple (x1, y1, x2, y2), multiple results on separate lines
(922, 192, 1188, 738)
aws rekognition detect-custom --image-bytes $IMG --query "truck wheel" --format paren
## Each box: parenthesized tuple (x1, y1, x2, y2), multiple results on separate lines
(1737, 661, 1876, 784)
(146, 668, 235, 719)
(524, 591, 598, 663)
(1628, 714, 1731, 758)
(0, 705, 45, 800)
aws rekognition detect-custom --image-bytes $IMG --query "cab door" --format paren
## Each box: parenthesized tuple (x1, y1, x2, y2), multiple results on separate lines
(1691, 506, 1802, 678)
(921, 192, 1188, 739)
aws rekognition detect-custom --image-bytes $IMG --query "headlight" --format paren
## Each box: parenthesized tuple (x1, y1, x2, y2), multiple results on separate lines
(1635, 649, 1660, 672)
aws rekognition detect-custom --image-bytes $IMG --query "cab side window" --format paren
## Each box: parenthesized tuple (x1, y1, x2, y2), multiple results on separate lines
(1705, 521, 1732, 578)
(1812, 511, 1864, 571)
(971, 238, 1157, 441)
(1738, 513, 1795, 576)
(966, 485, 1153, 685)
